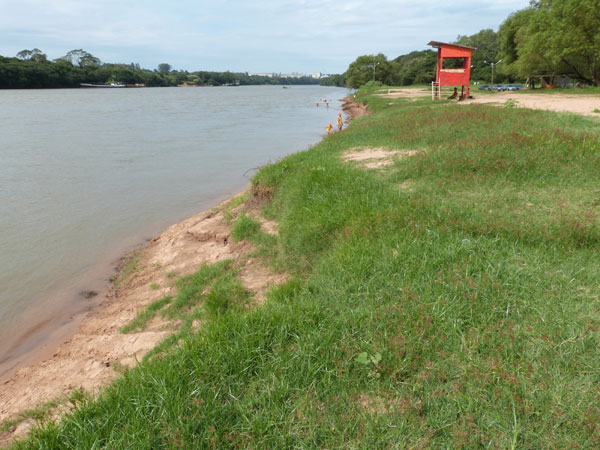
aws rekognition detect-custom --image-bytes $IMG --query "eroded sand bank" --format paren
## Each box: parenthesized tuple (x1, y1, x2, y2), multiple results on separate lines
(0, 191, 286, 444)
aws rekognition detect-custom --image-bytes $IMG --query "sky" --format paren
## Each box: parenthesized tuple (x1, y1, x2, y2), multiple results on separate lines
(0, 0, 529, 74)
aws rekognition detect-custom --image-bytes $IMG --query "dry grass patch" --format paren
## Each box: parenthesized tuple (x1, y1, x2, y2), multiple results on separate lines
(375, 88, 430, 99)
(397, 180, 415, 191)
(358, 394, 391, 415)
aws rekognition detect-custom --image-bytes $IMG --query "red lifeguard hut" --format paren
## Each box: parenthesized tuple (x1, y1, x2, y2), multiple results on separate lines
(428, 41, 476, 100)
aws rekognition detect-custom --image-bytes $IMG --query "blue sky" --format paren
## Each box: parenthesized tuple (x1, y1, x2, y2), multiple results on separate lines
(0, 0, 529, 74)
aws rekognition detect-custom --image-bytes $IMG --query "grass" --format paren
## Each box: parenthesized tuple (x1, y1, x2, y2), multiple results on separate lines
(231, 214, 261, 242)
(12, 86, 600, 448)
(204, 272, 250, 317)
(120, 295, 172, 334)
(113, 255, 140, 290)
(231, 213, 280, 265)
(0, 401, 59, 434)
(163, 260, 232, 319)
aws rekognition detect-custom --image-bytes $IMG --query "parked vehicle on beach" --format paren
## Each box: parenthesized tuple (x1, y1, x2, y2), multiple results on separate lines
(478, 84, 491, 91)
(492, 84, 507, 91)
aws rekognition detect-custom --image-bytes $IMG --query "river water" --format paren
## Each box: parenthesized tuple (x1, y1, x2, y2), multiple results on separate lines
(0, 85, 348, 376)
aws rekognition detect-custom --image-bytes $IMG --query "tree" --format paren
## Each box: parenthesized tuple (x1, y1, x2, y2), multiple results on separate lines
(319, 74, 346, 87)
(393, 50, 437, 85)
(455, 29, 502, 82)
(57, 49, 100, 68)
(550, 0, 600, 85)
(499, 0, 600, 85)
(16, 48, 47, 63)
(16, 49, 32, 60)
(345, 54, 393, 88)
(157, 63, 171, 73)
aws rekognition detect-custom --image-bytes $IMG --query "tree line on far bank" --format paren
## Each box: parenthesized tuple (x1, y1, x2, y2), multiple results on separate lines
(321, 0, 599, 88)
(0, 49, 320, 89)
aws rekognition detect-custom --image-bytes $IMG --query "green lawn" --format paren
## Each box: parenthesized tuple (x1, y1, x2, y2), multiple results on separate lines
(10, 87, 600, 449)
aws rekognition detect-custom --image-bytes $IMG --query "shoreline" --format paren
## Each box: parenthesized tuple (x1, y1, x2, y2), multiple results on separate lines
(4, 88, 600, 447)
(0, 96, 360, 444)
(0, 185, 243, 386)
(0, 191, 250, 440)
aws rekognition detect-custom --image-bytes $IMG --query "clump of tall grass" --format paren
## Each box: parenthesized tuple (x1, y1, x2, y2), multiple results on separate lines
(163, 260, 232, 318)
(231, 214, 260, 242)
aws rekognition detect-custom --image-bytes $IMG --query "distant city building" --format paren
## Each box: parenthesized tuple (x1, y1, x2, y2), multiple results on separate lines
(248, 72, 277, 78)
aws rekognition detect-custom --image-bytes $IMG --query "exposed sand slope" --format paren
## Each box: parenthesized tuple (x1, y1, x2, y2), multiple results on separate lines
(342, 97, 369, 122)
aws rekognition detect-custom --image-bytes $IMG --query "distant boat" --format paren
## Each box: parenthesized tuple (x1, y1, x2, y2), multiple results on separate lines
(80, 82, 126, 88)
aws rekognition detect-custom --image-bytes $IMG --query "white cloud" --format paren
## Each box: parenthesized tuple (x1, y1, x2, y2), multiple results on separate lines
(0, 0, 530, 72)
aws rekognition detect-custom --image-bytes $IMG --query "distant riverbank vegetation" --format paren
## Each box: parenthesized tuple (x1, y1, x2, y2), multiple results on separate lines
(0, 49, 320, 89)
(320, 0, 599, 89)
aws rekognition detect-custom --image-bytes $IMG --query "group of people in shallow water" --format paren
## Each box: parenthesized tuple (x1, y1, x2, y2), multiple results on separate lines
(326, 112, 343, 135)
(319, 97, 344, 135)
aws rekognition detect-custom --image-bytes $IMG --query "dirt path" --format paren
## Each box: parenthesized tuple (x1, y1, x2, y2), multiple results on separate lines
(0, 191, 285, 446)
(376, 87, 600, 117)
(465, 91, 600, 116)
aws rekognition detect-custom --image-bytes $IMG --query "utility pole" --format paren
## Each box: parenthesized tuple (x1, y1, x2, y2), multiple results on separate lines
(372, 56, 380, 82)
(484, 59, 502, 85)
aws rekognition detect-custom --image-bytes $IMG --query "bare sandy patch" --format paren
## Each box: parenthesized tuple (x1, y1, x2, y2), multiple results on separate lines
(0, 190, 285, 445)
(342, 147, 422, 169)
(359, 394, 390, 415)
(258, 218, 279, 236)
(466, 91, 600, 116)
(375, 88, 430, 99)
(239, 259, 288, 306)
(397, 180, 415, 191)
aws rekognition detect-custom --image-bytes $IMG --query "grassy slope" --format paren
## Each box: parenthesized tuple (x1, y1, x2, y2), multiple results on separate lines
(14, 90, 600, 448)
